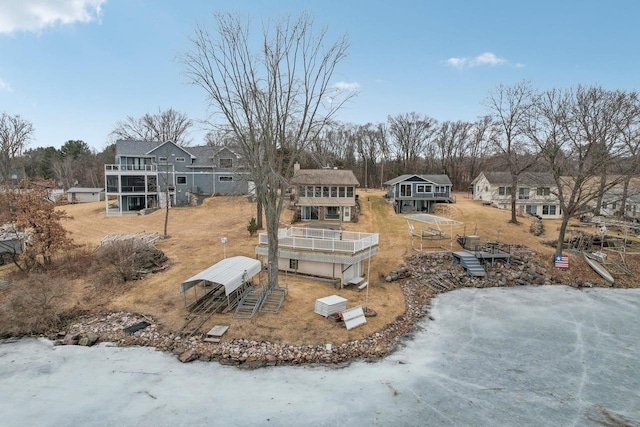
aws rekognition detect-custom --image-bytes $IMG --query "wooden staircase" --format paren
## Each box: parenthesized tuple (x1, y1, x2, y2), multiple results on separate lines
(453, 251, 486, 278)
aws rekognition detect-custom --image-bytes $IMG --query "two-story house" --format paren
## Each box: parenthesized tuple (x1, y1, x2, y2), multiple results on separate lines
(384, 174, 454, 214)
(104, 140, 250, 215)
(472, 171, 561, 219)
(289, 165, 360, 223)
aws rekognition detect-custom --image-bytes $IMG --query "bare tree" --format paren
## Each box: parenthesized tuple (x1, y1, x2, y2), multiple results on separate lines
(110, 108, 193, 146)
(387, 112, 437, 172)
(527, 86, 631, 256)
(0, 113, 34, 182)
(617, 91, 640, 216)
(182, 12, 352, 289)
(466, 116, 497, 187)
(434, 120, 473, 189)
(485, 81, 538, 224)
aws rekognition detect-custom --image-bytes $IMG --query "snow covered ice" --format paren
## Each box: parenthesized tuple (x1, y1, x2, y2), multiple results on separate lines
(1, 286, 639, 426)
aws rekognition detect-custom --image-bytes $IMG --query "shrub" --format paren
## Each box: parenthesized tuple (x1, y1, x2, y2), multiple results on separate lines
(89, 239, 167, 287)
(247, 217, 259, 236)
(0, 274, 69, 336)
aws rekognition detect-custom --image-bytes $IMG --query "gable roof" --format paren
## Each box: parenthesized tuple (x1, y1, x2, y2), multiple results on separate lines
(383, 174, 452, 186)
(147, 141, 195, 159)
(290, 169, 360, 186)
(476, 171, 556, 187)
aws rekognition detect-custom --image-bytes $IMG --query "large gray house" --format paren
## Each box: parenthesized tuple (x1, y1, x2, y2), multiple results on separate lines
(384, 174, 454, 213)
(104, 140, 250, 215)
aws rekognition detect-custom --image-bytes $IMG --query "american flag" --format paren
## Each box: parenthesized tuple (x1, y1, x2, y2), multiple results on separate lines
(554, 255, 569, 269)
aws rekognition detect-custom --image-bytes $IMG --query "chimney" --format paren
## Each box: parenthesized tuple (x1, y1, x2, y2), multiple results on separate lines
(294, 162, 300, 171)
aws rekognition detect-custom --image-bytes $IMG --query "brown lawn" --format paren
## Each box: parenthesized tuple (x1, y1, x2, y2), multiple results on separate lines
(16, 190, 638, 344)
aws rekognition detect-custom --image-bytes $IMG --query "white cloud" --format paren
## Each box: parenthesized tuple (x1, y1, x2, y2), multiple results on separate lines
(333, 81, 360, 92)
(0, 77, 11, 92)
(0, 0, 106, 34)
(443, 52, 515, 70)
(444, 57, 468, 69)
(471, 52, 506, 66)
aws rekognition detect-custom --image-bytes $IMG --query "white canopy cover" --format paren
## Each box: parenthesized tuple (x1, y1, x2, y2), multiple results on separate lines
(180, 256, 261, 296)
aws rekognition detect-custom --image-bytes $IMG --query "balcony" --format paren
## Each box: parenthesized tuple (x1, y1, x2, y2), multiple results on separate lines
(105, 164, 157, 172)
(395, 192, 450, 199)
(258, 227, 378, 254)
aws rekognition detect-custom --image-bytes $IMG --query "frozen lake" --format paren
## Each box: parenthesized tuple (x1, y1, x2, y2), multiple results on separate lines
(1, 286, 639, 426)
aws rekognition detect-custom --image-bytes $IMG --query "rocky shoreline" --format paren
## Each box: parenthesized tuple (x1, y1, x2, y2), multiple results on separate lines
(54, 250, 607, 368)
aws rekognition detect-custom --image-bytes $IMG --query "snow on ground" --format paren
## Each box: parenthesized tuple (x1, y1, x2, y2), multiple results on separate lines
(1, 286, 639, 427)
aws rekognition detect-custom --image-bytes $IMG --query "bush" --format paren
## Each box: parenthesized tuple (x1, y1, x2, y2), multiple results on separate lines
(89, 239, 167, 287)
(247, 217, 259, 236)
(0, 274, 69, 336)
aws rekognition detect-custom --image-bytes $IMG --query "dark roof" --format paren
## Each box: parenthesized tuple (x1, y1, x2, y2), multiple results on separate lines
(477, 171, 556, 186)
(115, 140, 160, 157)
(291, 169, 360, 186)
(383, 174, 452, 186)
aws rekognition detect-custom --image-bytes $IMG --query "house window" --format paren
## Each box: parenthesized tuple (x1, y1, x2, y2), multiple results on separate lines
(314, 186, 322, 197)
(416, 184, 432, 193)
(612, 201, 617, 210)
(219, 158, 233, 168)
(499, 186, 512, 196)
(219, 176, 233, 182)
(338, 187, 345, 197)
(537, 187, 550, 196)
(602, 202, 608, 209)
(525, 205, 537, 215)
(400, 184, 412, 197)
(176, 157, 185, 162)
(158, 156, 167, 162)
(323, 186, 330, 197)
(542, 205, 557, 215)
(298, 186, 306, 197)
(325, 206, 340, 220)
(346, 187, 354, 197)
(306, 186, 313, 197)
(330, 186, 337, 197)
(289, 259, 298, 269)
(518, 188, 530, 200)
(176, 176, 187, 185)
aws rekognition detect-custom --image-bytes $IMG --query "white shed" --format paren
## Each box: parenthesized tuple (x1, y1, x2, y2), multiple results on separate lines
(67, 187, 105, 203)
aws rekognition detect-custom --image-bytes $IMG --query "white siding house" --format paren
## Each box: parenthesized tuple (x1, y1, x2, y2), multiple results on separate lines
(472, 171, 562, 219)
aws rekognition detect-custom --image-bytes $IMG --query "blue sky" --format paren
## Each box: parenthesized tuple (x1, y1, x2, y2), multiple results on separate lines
(1, 0, 639, 151)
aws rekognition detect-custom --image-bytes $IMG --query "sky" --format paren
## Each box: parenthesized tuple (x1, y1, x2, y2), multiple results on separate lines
(1, 0, 639, 152)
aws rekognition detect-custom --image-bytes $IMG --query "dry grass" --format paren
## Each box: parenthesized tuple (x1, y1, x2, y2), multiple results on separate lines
(3, 191, 634, 344)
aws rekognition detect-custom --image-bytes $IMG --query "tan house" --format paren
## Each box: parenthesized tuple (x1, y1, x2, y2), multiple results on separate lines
(290, 165, 360, 223)
(472, 171, 562, 219)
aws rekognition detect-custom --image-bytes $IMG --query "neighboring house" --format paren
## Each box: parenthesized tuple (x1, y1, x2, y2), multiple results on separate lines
(290, 165, 360, 222)
(67, 187, 105, 203)
(255, 227, 378, 286)
(590, 178, 640, 220)
(104, 140, 250, 215)
(472, 171, 562, 219)
(384, 174, 454, 214)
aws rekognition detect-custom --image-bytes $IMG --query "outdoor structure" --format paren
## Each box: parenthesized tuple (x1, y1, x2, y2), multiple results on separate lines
(180, 256, 261, 310)
(384, 174, 454, 214)
(405, 213, 463, 251)
(255, 227, 378, 287)
(66, 187, 105, 203)
(0, 229, 24, 263)
(289, 164, 360, 223)
(586, 177, 640, 220)
(104, 140, 251, 215)
(471, 171, 562, 219)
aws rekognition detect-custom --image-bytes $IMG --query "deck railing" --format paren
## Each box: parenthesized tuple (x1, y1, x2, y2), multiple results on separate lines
(105, 164, 157, 172)
(258, 227, 378, 253)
